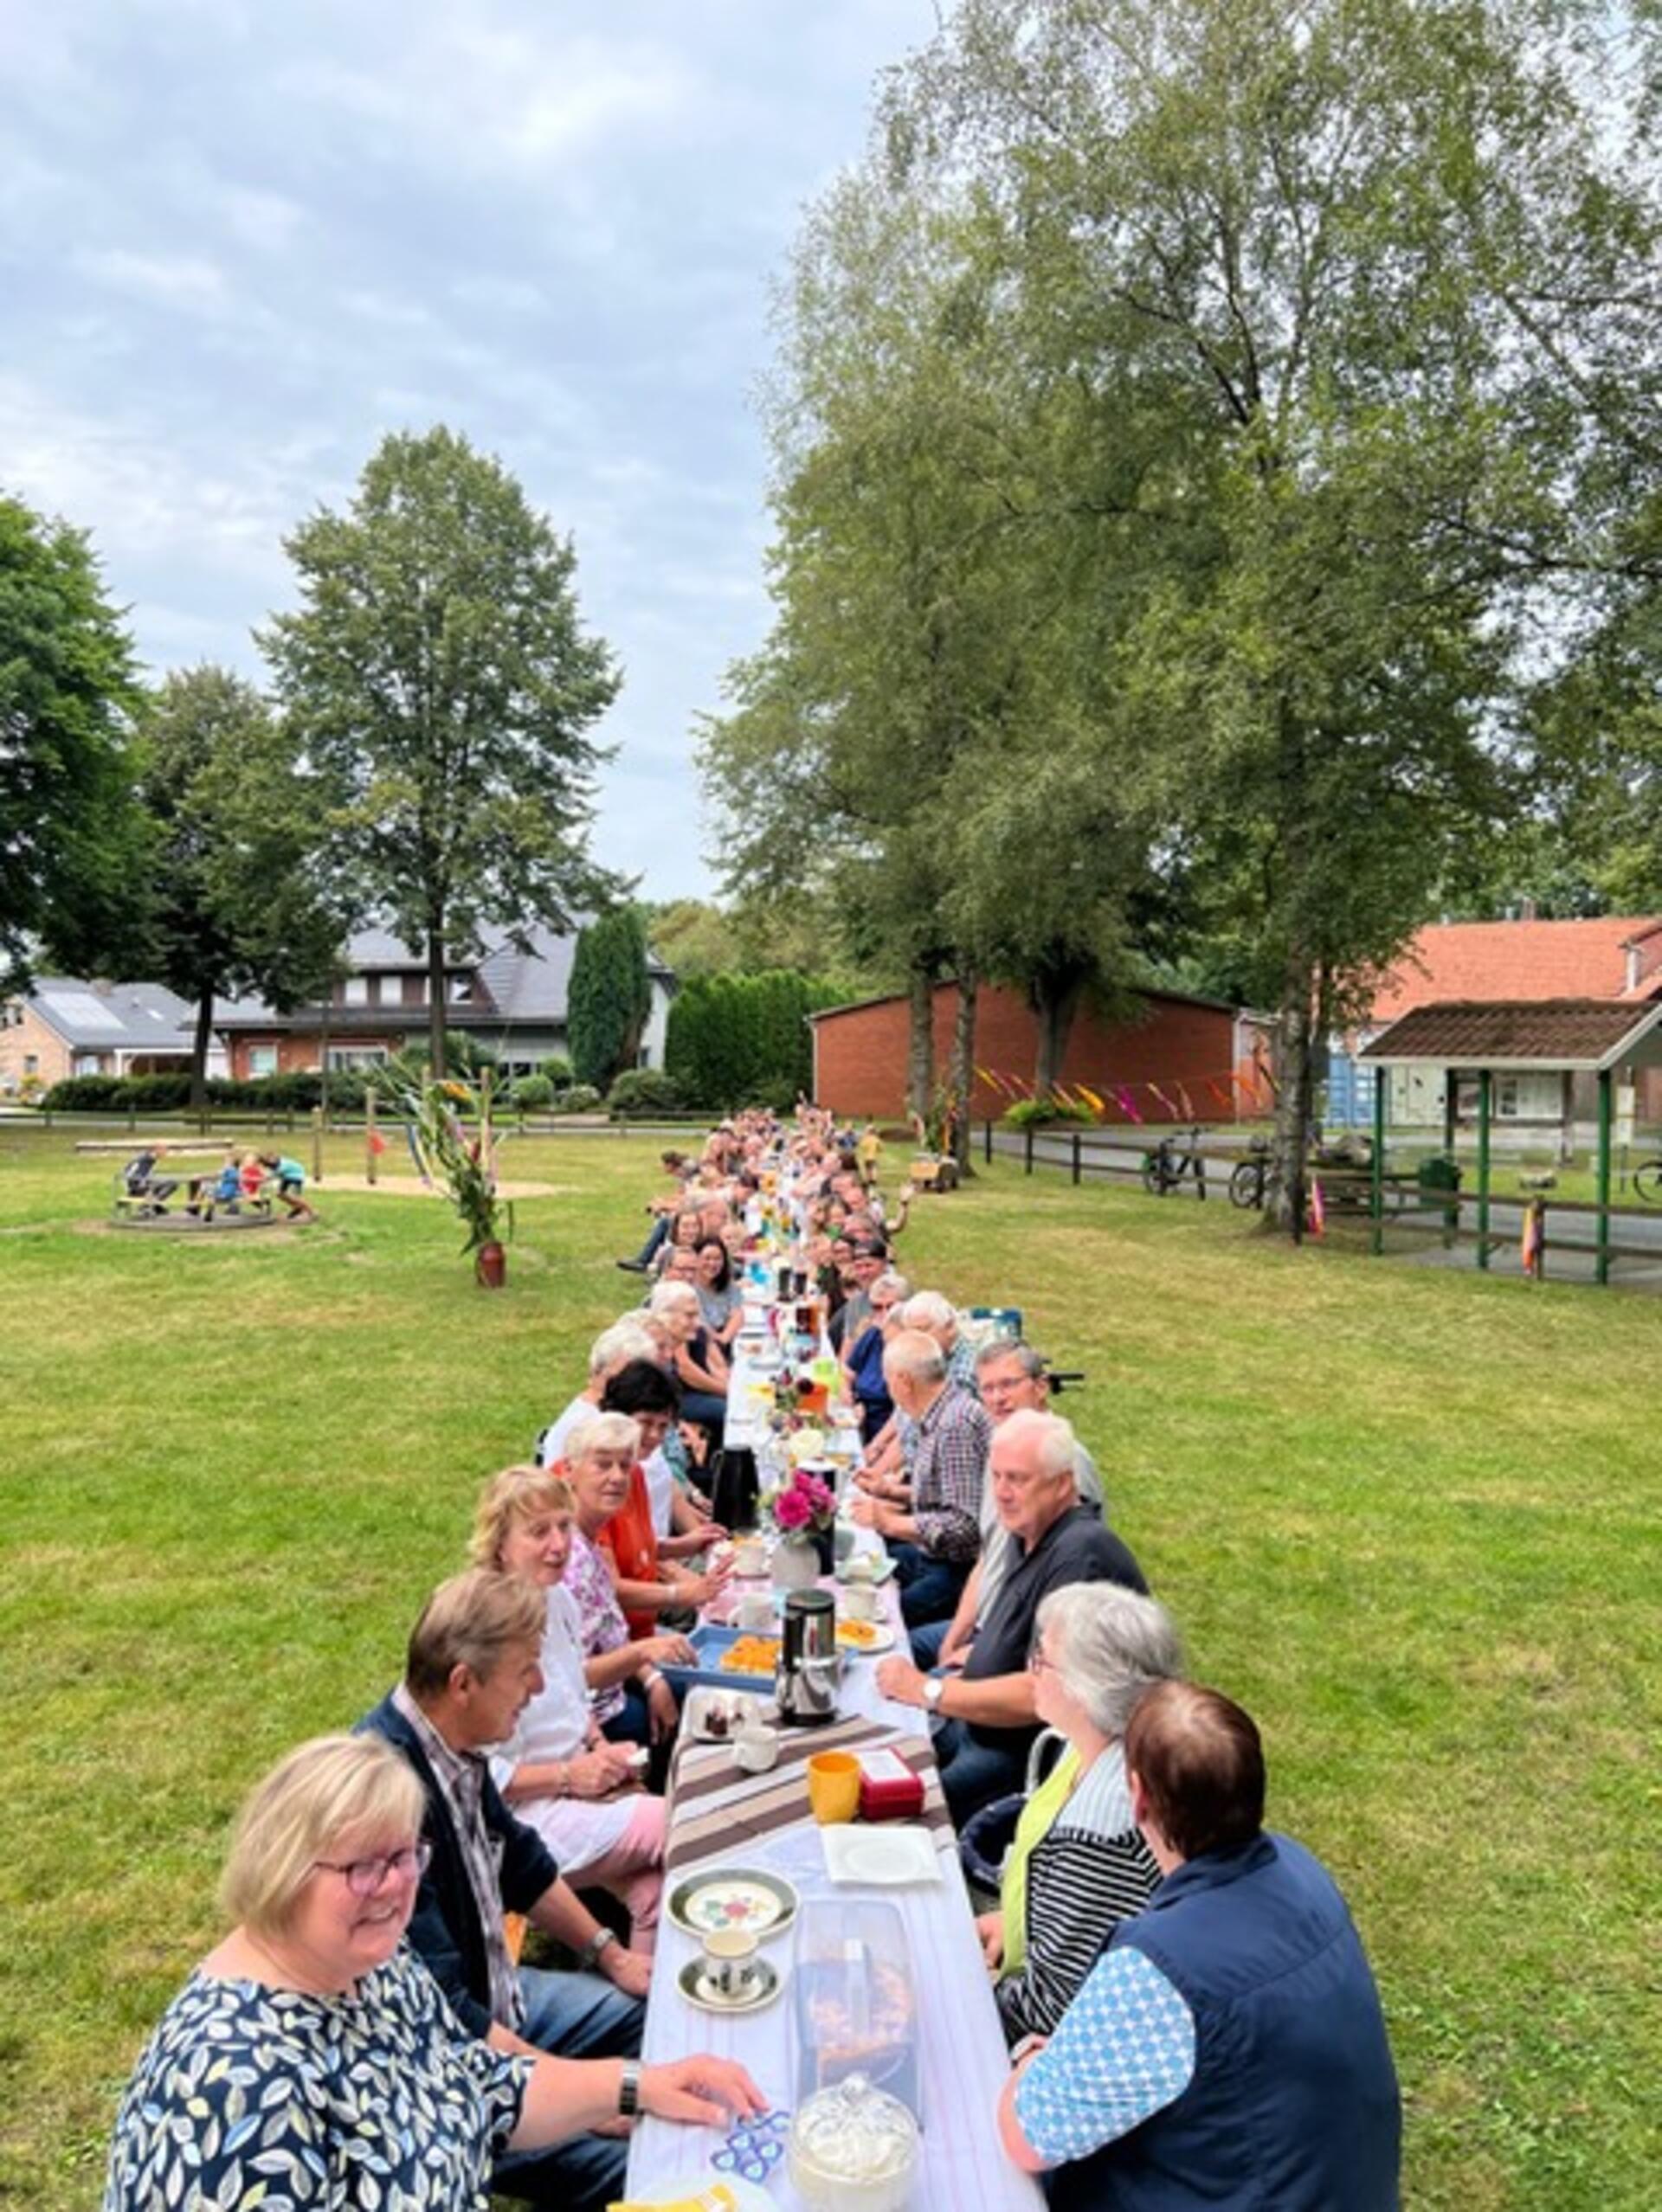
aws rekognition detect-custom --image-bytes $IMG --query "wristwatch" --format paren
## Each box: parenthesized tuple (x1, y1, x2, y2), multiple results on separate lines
(923, 1676, 946, 1713)
(617, 2060, 642, 2119)
(581, 1926, 619, 1970)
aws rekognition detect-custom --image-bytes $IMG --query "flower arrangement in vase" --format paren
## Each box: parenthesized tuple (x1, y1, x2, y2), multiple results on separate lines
(763, 1467, 837, 1584)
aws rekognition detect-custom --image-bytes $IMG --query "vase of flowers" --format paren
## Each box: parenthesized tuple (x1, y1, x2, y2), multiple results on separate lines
(763, 1467, 837, 1584)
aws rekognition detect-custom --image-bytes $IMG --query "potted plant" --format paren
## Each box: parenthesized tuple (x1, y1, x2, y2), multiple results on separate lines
(762, 1467, 838, 1587)
(382, 1070, 514, 1287)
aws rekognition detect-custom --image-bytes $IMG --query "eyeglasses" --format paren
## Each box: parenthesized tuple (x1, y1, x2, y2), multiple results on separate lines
(314, 1840, 432, 1896)
(1027, 1648, 1055, 1676)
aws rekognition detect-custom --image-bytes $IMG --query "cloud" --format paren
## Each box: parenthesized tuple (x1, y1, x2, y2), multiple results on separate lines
(74, 248, 231, 313)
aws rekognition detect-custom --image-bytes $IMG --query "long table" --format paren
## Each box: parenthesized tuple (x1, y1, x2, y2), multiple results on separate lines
(623, 1531, 1042, 2212)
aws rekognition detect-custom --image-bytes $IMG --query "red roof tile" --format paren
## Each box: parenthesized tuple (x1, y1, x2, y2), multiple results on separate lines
(1370, 917, 1662, 1019)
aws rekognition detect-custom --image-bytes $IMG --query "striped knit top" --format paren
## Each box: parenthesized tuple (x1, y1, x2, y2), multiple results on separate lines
(995, 1740, 1162, 2046)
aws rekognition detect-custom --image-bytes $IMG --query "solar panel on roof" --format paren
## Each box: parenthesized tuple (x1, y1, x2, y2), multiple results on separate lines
(39, 992, 123, 1032)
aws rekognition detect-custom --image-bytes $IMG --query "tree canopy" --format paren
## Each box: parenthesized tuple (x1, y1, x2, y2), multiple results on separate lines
(0, 494, 145, 989)
(568, 906, 653, 1092)
(261, 426, 622, 1072)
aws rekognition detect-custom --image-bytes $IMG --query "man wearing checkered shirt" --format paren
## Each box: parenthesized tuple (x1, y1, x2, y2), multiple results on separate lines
(848, 1328, 991, 1627)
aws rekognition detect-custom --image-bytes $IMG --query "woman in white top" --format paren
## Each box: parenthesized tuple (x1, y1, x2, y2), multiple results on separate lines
(471, 1464, 667, 1949)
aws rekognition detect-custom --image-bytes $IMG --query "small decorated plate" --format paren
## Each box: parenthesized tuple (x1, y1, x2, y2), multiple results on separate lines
(667, 1867, 801, 1942)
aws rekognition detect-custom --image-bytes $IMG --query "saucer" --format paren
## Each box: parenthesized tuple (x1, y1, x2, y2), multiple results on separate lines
(678, 1954, 783, 2016)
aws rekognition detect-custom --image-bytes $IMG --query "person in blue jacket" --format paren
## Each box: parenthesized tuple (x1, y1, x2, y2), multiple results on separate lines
(999, 1680, 1401, 2211)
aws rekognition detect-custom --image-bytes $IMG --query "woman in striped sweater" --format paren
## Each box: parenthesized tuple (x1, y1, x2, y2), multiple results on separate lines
(976, 1582, 1185, 2048)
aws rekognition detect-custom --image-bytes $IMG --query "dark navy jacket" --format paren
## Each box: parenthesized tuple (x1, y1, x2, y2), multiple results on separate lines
(358, 1690, 559, 2042)
(1049, 1831, 1401, 2212)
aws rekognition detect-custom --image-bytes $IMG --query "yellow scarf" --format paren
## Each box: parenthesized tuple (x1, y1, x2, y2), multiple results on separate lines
(999, 1746, 1081, 1977)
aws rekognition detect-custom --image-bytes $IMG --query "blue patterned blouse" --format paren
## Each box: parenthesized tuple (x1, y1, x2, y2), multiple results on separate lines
(104, 1945, 531, 2209)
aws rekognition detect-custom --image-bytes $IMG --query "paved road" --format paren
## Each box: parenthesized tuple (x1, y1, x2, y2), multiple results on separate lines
(986, 1128, 1662, 1279)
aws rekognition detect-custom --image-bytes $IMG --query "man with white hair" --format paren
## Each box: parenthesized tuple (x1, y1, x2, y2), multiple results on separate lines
(855, 1289, 977, 1492)
(850, 1329, 992, 1628)
(875, 1408, 1147, 1827)
(536, 1321, 659, 1469)
(910, 1338, 1106, 1674)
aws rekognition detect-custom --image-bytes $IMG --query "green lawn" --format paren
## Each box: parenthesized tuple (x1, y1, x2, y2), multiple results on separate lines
(2, 1124, 1656, 2209)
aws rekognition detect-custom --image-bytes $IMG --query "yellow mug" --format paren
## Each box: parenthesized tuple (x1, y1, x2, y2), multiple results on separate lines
(807, 1750, 861, 1825)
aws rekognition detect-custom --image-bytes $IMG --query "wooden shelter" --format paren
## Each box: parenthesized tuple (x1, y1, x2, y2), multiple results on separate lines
(1360, 999, 1662, 1283)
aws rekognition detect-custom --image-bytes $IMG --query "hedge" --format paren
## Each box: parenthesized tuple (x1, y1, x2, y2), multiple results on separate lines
(41, 1070, 373, 1115)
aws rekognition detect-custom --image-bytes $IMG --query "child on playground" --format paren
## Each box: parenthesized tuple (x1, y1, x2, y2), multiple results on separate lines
(258, 1152, 316, 1222)
(238, 1152, 267, 1206)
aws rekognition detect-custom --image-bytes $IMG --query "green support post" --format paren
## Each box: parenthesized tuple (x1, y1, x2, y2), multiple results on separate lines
(1370, 1062, 1386, 1257)
(1595, 1069, 1613, 1286)
(1477, 1070, 1491, 1270)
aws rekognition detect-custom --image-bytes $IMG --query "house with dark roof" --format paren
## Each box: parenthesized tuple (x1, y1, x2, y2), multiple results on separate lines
(1328, 915, 1662, 1130)
(0, 978, 219, 1096)
(213, 923, 675, 1080)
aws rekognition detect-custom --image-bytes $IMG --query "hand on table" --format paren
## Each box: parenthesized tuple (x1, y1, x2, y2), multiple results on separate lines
(874, 1656, 927, 1707)
(641, 2055, 767, 2127)
(641, 1630, 696, 1667)
(848, 1495, 882, 1530)
(681, 1558, 734, 1607)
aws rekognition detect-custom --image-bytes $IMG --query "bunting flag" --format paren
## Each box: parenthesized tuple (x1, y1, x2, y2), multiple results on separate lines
(1308, 1176, 1326, 1237)
(404, 1122, 434, 1186)
(976, 1065, 1010, 1098)
(1521, 1198, 1543, 1277)
(1148, 1083, 1179, 1119)
(1115, 1086, 1143, 1123)
(1176, 1083, 1195, 1120)
(1077, 1083, 1107, 1117)
(367, 1130, 389, 1156)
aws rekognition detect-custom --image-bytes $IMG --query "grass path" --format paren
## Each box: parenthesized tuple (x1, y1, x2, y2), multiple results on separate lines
(2, 1127, 1656, 2207)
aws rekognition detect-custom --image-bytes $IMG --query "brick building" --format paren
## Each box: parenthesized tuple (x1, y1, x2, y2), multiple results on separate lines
(810, 981, 1269, 1124)
(0, 978, 211, 1098)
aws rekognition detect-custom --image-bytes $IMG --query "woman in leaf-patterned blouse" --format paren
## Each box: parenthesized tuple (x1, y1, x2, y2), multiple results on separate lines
(104, 1735, 759, 2210)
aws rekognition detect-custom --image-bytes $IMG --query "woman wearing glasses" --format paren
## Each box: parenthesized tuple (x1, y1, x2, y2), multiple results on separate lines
(104, 1734, 760, 2209)
(976, 1584, 1184, 2048)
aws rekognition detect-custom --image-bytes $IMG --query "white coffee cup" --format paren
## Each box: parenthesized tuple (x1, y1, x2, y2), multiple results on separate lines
(737, 1592, 775, 1631)
(842, 1583, 880, 1623)
(843, 1553, 876, 1585)
(702, 1926, 761, 1997)
(732, 1726, 779, 1775)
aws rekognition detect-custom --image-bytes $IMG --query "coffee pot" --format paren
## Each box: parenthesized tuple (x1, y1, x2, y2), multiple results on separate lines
(775, 1589, 840, 1727)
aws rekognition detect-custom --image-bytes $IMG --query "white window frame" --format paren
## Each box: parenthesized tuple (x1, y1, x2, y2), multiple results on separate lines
(247, 1045, 280, 1077)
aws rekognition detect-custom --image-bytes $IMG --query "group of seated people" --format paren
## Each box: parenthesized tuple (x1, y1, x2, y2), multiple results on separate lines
(103, 1103, 1401, 2211)
(119, 1139, 316, 1220)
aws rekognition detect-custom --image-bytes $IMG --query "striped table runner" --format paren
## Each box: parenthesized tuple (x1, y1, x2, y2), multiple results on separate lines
(665, 1714, 952, 1873)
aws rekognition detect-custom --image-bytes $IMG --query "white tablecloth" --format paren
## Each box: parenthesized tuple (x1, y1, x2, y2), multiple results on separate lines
(625, 1521, 1042, 2212)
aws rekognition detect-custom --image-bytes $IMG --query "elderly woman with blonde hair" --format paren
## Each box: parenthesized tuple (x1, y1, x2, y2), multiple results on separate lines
(103, 1733, 761, 2209)
(472, 1463, 668, 1947)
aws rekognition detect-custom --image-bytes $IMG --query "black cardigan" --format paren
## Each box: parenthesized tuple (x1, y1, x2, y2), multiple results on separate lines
(358, 1689, 560, 2041)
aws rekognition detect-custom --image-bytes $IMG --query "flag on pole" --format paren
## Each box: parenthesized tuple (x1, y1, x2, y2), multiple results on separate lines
(368, 1130, 389, 1156)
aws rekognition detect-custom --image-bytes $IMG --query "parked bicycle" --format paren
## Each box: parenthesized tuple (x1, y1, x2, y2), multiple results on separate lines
(1633, 1156, 1662, 1203)
(1142, 1126, 1208, 1199)
(1229, 1137, 1272, 1210)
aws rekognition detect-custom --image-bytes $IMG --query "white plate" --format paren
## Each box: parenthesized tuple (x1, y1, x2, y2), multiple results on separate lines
(834, 1621, 895, 1656)
(821, 1824, 944, 1887)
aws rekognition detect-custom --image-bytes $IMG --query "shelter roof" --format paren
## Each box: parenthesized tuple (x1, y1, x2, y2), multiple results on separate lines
(1361, 998, 1662, 1071)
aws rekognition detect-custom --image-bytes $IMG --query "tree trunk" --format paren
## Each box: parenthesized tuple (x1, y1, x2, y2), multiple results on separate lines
(190, 979, 216, 1109)
(905, 958, 936, 1122)
(427, 922, 448, 1077)
(949, 965, 978, 1175)
(1032, 968, 1086, 1098)
(1266, 947, 1319, 1240)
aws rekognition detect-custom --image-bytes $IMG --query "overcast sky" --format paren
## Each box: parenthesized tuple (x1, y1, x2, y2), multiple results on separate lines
(1, 0, 937, 901)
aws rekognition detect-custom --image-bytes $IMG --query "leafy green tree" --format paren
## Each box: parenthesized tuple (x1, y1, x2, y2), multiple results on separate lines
(568, 906, 651, 1091)
(138, 666, 347, 1103)
(0, 494, 146, 987)
(261, 426, 621, 1074)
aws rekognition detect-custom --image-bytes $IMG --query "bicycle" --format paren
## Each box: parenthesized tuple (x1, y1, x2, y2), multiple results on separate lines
(1141, 1126, 1208, 1199)
(1229, 1138, 1272, 1210)
(1633, 1156, 1662, 1203)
